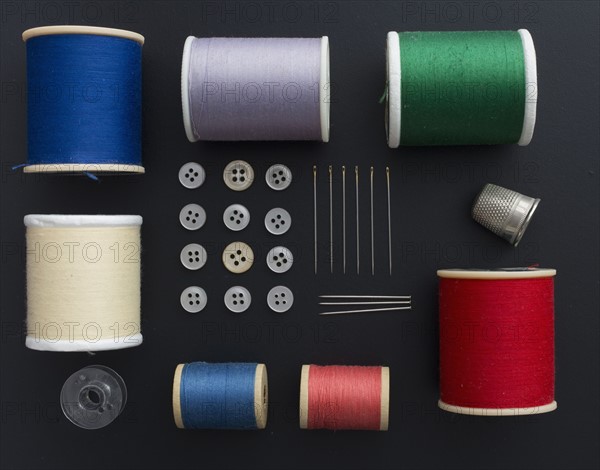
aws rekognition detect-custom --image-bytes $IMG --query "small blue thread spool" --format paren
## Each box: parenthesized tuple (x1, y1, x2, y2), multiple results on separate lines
(21, 26, 145, 174)
(173, 362, 268, 430)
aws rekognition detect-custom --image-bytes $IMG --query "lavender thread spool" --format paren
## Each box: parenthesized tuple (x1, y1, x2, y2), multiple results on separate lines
(181, 37, 330, 142)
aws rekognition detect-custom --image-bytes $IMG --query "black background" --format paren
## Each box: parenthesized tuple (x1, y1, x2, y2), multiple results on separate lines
(1, 1, 599, 469)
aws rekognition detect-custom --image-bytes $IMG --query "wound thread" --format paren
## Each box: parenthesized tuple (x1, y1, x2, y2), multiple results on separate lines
(21, 26, 144, 174)
(173, 362, 268, 430)
(438, 268, 557, 416)
(299, 364, 389, 431)
(386, 30, 537, 147)
(25, 214, 143, 352)
(182, 36, 330, 142)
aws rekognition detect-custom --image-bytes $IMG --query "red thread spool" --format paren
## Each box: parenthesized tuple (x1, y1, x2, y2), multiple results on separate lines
(299, 364, 390, 430)
(438, 268, 557, 416)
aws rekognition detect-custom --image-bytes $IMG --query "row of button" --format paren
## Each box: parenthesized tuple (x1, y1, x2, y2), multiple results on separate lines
(223, 205, 292, 235)
(179, 204, 292, 235)
(180, 285, 294, 314)
(221, 243, 294, 274)
(179, 161, 292, 192)
(180, 242, 294, 274)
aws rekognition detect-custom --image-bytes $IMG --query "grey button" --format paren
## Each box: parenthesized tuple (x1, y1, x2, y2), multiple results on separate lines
(179, 204, 206, 231)
(180, 286, 207, 313)
(267, 246, 293, 273)
(180, 243, 207, 271)
(179, 162, 205, 189)
(223, 204, 250, 231)
(264, 208, 291, 235)
(224, 160, 254, 191)
(267, 286, 294, 313)
(224, 286, 251, 313)
(266, 164, 292, 191)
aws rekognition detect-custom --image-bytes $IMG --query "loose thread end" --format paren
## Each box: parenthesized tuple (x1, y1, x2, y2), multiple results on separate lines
(379, 84, 388, 104)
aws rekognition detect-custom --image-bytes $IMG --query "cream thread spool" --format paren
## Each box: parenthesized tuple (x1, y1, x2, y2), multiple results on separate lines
(25, 215, 143, 352)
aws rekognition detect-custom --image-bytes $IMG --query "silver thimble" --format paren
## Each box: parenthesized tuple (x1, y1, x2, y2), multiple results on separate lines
(472, 183, 540, 246)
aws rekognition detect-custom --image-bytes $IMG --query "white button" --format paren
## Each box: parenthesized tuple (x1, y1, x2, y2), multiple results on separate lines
(264, 208, 291, 235)
(180, 286, 207, 313)
(266, 246, 293, 273)
(267, 286, 294, 313)
(180, 243, 207, 270)
(266, 164, 292, 191)
(224, 160, 254, 191)
(224, 286, 251, 313)
(179, 162, 205, 189)
(179, 204, 206, 231)
(223, 204, 250, 231)
(222, 242, 254, 274)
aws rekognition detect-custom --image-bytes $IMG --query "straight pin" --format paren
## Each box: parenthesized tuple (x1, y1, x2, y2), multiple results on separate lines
(387, 167, 392, 276)
(319, 295, 411, 300)
(370, 166, 374, 276)
(313, 165, 317, 274)
(320, 306, 412, 316)
(342, 165, 347, 274)
(355, 166, 360, 275)
(319, 301, 411, 306)
(329, 165, 333, 274)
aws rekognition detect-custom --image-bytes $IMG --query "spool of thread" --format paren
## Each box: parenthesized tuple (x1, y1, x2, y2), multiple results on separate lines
(438, 268, 557, 416)
(21, 26, 144, 174)
(25, 214, 143, 352)
(386, 30, 537, 147)
(173, 362, 268, 430)
(299, 364, 389, 431)
(181, 36, 330, 142)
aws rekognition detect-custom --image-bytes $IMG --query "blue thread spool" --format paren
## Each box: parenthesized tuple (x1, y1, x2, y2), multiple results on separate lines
(173, 362, 268, 430)
(21, 26, 145, 174)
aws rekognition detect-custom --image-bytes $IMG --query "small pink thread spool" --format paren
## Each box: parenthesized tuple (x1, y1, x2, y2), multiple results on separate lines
(299, 364, 390, 431)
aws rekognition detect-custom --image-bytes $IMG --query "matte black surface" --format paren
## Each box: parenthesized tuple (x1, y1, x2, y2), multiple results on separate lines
(1, 1, 599, 469)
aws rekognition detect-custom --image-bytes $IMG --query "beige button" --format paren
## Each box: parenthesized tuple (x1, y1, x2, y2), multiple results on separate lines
(223, 160, 254, 191)
(222, 241, 254, 274)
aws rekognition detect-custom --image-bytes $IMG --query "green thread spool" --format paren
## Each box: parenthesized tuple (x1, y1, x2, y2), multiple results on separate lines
(386, 30, 537, 147)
